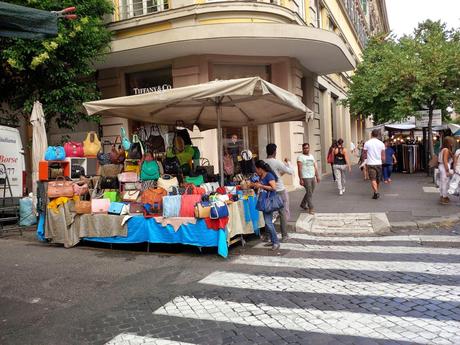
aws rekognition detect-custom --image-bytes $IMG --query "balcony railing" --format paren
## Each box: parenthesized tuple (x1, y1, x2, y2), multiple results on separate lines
(114, 0, 170, 21)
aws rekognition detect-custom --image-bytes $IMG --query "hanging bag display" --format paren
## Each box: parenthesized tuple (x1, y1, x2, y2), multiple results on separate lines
(48, 177, 74, 198)
(223, 154, 234, 175)
(175, 121, 192, 145)
(83, 131, 101, 156)
(45, 146, 66, 161)
(64, 142, 84, 158)
(127, 134, 144, 159)
(146, 124, 166, 153)
(163, 156, 181, 175)
(140, 160, 160, 181)
(110, 136, 126, 164)
(91, 198, 111, 214)
(120, 127, 131, 151)
(162, 194, 182, 217)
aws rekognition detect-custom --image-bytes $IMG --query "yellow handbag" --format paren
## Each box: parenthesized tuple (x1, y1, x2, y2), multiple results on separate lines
(124, 159, 140, 173)
(83, 131, 101, 156)
(194, 202, 211, 218)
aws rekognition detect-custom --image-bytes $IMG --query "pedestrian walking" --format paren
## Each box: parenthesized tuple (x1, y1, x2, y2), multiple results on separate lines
(438, 136, 454, 205)
(297, 143, 320, 214)
(253, 160, 281, 251)
(363, 129, 385, 199)
(327, 140, 337, 181)
(383, 139, 397, 183)
(333, 138, 351, 195)
(264, 143, 293, 242)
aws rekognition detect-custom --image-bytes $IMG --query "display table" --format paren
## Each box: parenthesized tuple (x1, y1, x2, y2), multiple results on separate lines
(37, 196, 263, 258)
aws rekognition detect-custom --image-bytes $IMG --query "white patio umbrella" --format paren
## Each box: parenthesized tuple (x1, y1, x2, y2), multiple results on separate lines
(30, 101, 47, 202)
(84, 77, 312, 185)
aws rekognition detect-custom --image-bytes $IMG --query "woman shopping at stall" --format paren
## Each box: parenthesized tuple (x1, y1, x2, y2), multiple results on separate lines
(253, 160, 284, 251)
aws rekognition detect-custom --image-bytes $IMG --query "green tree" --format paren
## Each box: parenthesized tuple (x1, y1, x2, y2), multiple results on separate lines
(345, 20, 460, 157)
(0, 0, 113, 129)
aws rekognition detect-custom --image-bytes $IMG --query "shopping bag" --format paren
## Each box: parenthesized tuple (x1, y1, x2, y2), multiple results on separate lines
(179, 194, 202, 217)
(44, 146, 66, 161)
(83, 131, 101, 156)
(108, 202, 126, 215)
(91, 198, 111, 214)
(210, 201, 229, 219)
(162, 195, 182, 217)
(48, 177, 74, 198)
(103, 190, 120, 202)
(64, 142, 84, 157)
(140, 160, 160, 181)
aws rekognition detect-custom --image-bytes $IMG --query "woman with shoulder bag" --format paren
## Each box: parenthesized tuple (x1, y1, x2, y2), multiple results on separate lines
(252, 160, 283, 251)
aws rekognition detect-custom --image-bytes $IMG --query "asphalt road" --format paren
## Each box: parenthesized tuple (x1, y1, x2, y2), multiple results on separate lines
(1, 228, 460, 345)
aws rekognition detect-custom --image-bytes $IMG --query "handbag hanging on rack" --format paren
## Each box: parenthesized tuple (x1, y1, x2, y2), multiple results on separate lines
(64, 142, 84, 158)
(110, 136, 126, 164)
(140, 160, 160, 181)
(146, 124, 166, 153)
(128, 134, 144, 159)
(83, 131, 101, 157)
(120, 127, 131, 151)
(45, 146, 66, 161)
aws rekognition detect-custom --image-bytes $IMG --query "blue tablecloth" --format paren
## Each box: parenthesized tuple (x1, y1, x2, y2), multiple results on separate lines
(84, 217, 228, 258)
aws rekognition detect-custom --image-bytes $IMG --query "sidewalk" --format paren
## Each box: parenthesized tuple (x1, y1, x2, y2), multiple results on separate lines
(288, 167, 460, 229)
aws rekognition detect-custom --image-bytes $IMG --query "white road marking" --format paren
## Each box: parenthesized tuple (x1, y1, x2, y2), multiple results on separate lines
(289, 233, 460, 243)
(253, 241, 460, 256)
(154, 296, 459, 344)
(231, 255, 460, 276)
(199, 271, 460, 301)
(423, 186, 439, 193)
(105, 334, 196, 345)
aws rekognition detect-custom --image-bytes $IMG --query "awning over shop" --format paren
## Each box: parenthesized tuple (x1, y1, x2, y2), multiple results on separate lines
(0, 1, 57, 39)
(98, 23, 356, 74)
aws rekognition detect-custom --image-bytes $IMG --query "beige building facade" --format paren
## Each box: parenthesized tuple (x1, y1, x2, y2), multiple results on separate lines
(89, 0, 389, 187)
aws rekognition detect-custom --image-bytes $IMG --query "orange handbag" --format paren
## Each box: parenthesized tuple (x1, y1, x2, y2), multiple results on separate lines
(48, 177, 74, 198)
(141, 188, 167, 206)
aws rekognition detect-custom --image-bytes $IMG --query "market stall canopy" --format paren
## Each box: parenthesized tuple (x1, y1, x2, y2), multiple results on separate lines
(83, 77, 312, 129)
(0, 1, 58, 39)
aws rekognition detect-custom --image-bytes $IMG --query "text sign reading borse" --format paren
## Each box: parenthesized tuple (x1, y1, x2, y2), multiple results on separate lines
(133, 84, 172, 95)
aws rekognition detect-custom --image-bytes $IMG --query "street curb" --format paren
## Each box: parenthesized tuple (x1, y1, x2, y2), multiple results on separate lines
(286, 213, 460, 235)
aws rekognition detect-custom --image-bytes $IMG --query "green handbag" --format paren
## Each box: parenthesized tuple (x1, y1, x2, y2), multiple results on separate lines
(103, 190, 120, 202)
(140, 160, 160, 181)
(185, 175, 204, 187)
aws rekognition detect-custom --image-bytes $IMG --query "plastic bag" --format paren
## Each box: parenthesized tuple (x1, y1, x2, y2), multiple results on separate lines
(19, 195, 37, 226)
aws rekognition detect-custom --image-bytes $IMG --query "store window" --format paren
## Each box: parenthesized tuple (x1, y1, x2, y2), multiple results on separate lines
(125, 66, 172, 96)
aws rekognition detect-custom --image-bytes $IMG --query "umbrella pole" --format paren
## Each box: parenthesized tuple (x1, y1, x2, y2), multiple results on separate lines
(217, 102, 224, 186)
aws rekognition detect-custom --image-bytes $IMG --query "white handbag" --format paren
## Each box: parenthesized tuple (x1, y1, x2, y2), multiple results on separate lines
(201, 182, 219, 193)
(157, 174, 179, 191)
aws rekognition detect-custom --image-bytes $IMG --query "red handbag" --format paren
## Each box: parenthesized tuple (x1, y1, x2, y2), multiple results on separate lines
(64, 142, 84, 157)
(179, 194, 202, 217)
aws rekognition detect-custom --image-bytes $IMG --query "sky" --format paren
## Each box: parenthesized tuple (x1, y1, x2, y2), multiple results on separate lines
(386, 0, 460, 37)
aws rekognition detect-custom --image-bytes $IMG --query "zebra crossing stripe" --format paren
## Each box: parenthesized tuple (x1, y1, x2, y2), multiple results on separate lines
(105, 334, 196, 345)
(289, 233, 460, 242)
(199, 271, 460, 301)
(253, 241, 460, 255)
(154, 296, 459, 344)
(231, 255, 460, 275)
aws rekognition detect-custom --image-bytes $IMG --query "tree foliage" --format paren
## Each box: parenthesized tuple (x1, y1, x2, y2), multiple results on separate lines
(0, 0, 113, 129)
(344, 20, 460, 155)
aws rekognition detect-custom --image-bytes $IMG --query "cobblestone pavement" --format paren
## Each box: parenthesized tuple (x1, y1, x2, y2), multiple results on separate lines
(101, 233, 460, 345)
(1, 231, 460, 345)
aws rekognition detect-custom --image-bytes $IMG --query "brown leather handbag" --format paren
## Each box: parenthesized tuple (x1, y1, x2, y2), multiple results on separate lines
(110, 136, 126, 164)
(48, 177, 74, 198)
(129, 202, 144, 215)
(141, 188, 167, 207)
(75, 199, 91, 214)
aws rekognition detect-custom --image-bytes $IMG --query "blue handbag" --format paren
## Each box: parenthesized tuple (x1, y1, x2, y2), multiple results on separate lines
(121, 127, 131, 151)
(44, 146, 66, 161)
(256, 191, 284, 213)
(163, 195, 181, 217)
(210, 201, 229, 219)
(108, 202, 125, 215)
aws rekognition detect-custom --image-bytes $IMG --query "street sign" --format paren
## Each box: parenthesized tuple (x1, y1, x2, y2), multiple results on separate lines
(415, 109, 442, 127)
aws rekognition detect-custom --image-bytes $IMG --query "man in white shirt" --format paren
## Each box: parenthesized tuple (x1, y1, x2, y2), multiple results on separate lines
(264, 143, 294, 242)
(297, 143, 320, 214)
(364, 129, 386, 199)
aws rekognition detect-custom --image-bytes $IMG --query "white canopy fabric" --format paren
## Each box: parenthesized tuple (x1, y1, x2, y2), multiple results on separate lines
(84, 77, 312, 185)
(30, 101, 47, 208)
(83, 77, 312, 130)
